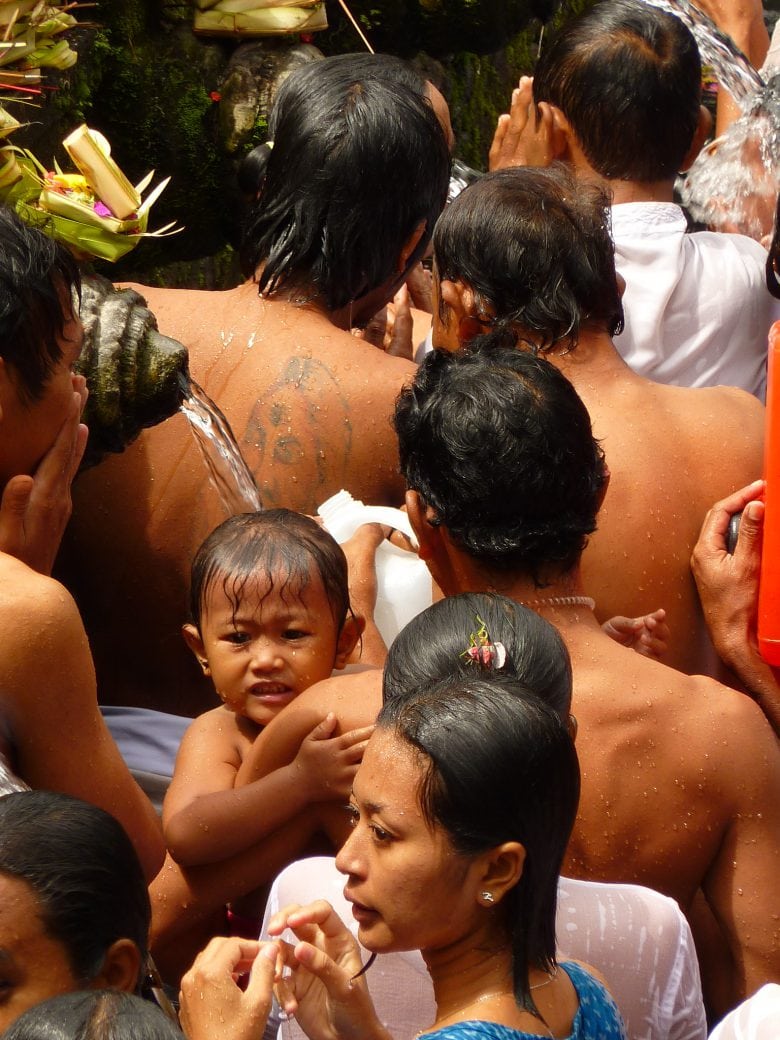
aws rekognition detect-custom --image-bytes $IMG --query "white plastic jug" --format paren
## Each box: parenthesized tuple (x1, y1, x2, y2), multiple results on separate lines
(318, 490, 432, 647)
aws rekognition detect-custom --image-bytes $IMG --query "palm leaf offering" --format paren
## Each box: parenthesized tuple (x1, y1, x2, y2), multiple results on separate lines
(0, 1, 80, 80)
(193, 0, 327, 36)
(0, 126, 181, 261)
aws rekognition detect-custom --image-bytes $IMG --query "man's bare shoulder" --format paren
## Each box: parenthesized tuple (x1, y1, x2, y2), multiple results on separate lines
(654, 383, 764, 478)
(657, 382, 763, 432)
(642, 664, 780, 796)
(0, 551, 77, 623)
(578, 641, 775, 758)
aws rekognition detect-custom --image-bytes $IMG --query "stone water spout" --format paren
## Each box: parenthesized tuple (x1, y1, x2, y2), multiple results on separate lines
(76, 274, 189, 469)
(76, 275, 262, 511)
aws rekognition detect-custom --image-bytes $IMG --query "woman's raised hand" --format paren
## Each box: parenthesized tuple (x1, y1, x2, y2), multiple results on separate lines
(179, 937, 277, 1040)
(268, 900, 391, 1040)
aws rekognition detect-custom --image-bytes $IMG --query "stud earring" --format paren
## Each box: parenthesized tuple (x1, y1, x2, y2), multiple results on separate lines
(481, 891, 494, 904)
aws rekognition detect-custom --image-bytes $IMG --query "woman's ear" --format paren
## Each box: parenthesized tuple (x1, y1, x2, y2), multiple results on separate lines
(90, 939, 142, 994)
(334, 613, 365, 670)
(182, 623, 210, 676)
(474, 841, 526, 908)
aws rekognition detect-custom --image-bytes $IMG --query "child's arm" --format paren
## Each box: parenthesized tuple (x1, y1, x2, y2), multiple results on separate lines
(601, 607, 670, 661)
(163, 709, 372, 867)
(235, 670, 382, 788)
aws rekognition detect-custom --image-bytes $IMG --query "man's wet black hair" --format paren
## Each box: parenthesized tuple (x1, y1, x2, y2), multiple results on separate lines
(434, 165, 624, 349)
(394, 346, 607, 587)
(533, 0, 701, 182)
(0, 206, 81, 402)
(241, 54, 450, 312)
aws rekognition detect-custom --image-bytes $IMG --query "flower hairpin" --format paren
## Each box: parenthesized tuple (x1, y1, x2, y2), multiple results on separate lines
(461, 615, 507, 670)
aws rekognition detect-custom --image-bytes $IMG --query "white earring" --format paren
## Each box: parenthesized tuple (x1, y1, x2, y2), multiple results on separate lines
(481, 891, 494, 904)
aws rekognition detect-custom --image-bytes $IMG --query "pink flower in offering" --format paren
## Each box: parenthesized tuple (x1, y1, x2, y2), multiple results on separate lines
(93, 201, 112, 217)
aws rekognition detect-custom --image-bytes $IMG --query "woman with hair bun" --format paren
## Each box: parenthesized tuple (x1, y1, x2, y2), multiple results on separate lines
(267, 675, 626, 1040)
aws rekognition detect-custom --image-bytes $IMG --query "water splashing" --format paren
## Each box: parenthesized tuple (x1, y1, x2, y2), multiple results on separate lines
(682, 75, 780, 240)
(639, 0, 764, 105)
(639, 0, 779, 242)
(178, 373, 262, 515)
(448, 158, 482, 203)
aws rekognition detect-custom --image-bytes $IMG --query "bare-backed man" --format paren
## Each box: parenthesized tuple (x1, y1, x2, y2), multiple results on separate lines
(429, 165, 764, 679)
(58, 56, 450, 718)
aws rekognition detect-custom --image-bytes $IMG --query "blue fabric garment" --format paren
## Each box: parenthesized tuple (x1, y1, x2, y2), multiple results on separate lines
(421, 962, 626, 1040)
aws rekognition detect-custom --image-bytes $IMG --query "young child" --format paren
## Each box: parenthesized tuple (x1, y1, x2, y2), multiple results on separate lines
(162, 509, 373, 929)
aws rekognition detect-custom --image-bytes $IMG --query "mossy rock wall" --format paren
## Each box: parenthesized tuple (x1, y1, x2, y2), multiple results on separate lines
(20, 0, 592, 288)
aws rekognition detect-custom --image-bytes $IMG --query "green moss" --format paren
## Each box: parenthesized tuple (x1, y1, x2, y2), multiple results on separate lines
(445, 23, 540, 170)
(246, 112, 269, 151)
(46, 0, 600, 287)
(107, 242, 242, 290)
(58, 9, 233, 275)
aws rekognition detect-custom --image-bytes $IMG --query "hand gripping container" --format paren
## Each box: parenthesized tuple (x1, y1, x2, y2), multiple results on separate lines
(318, 490, 432, 648)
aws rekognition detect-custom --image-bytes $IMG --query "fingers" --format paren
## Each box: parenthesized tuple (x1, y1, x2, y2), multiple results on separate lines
(290, 937, 352, 995)
(244, 943, 278, 1018)
(488, 113, 510, 170)
(733, 497, 765, 566)
(307, 713, 339, 741)
(340, 724, 375, 747)
(72, 372, 88, 414)
(182, 935, 263, 982)
(385, 285, 414, 360)
(37, 388, 88, 485)
(343, 523, 386, 552)
(267, 899, 343, 942)
(180, 938, 278, 1040)
(697, 479, 765, 554)
(489, 78, 535, 171)
(0, 475, 34, 527)
(405, 262, 433, 313)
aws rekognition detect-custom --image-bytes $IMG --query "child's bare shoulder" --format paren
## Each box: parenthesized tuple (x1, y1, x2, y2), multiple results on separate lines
(181, 705, 256, 759)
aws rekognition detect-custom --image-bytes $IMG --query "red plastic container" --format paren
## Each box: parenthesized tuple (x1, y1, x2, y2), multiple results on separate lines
(758, 321, 780, 664)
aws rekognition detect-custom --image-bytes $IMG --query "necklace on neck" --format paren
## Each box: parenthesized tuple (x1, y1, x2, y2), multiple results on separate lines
(522, 595, 596, 611)
(530, 965, 558, 990)
(431, 967, 560, 1037)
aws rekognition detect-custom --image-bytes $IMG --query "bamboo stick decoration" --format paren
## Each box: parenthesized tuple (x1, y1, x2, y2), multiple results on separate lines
(336, 0, 374, 53)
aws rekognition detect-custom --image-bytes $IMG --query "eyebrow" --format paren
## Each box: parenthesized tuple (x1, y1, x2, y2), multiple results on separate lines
(351, 791, 388, 816)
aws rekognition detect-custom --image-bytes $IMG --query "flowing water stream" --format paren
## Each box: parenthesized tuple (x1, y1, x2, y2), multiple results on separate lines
(641, 0, 779, 242)
(640, 0, 764, 103)
(178, 373, 263, 514)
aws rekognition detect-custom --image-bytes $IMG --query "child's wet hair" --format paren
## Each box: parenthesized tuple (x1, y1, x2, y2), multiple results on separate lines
(189, 509, 351, 632)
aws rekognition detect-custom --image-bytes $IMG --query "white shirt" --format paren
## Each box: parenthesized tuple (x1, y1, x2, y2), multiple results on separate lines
(261, 856, 707, 1040)
(708, 985, 780, 1039)
(611, 201, 777, 399)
